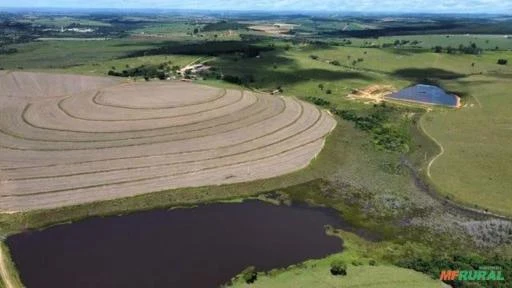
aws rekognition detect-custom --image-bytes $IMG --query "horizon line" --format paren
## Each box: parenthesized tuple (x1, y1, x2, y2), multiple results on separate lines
(0, 6, 511, 16)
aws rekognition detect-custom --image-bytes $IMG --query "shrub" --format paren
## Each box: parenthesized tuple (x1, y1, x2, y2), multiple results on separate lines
(241, 266, 258, 284)
(369, 259, 377, 266)
(330, 260, 347, 276)
(331, 104, 409, 152)
(325, 89, 332, 94)
(310, 55, 319, 60)
(222, 75, 242, 85)
(305, 96, 331, 107)
(0, 47, 18, 55)
(330, 60, 341, 66)
(497, 59, 508, 65)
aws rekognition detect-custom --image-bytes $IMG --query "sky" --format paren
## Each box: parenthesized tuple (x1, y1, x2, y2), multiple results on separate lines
(1, 0, 511, 14)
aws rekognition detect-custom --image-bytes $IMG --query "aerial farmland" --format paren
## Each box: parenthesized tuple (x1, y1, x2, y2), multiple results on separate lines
(0, 5, 511, 288)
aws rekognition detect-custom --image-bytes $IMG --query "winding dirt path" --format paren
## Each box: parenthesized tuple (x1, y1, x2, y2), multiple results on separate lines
(419, 113, 444, 178)
(410, 113, 511, 221)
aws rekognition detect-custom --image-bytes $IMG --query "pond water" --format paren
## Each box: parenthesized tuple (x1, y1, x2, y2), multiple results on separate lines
(388, 84, 459, 107)
(7, 200, 355, 288)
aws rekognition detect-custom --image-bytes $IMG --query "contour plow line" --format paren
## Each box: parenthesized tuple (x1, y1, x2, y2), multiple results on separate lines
(0, 71, 336, 212)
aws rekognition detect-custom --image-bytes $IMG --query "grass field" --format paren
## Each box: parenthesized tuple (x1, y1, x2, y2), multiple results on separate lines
(0, 39, 166, 69)
(228, 230, 446, 288)
(375, 34, 512, 50)
(421, 75, 512, 215)
(230, 264, 445, 288)
(208, 42, 512, 216)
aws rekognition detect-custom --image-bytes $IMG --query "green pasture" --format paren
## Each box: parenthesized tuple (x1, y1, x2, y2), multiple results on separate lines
(229, 264, 445, 288)
(0, 39, 166, 69)
(421, 75, 512, 216)
(131, 22, 244, 41)
(228, 230, 445, 288)
(376, 34, 512, 50)
(209, 42, 512, 216)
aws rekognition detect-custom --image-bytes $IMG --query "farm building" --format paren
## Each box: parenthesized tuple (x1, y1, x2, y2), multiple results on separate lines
(387, 84, 460, 108)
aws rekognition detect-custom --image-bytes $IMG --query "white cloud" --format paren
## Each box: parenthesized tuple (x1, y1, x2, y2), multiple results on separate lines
(1, 0, 511, 13)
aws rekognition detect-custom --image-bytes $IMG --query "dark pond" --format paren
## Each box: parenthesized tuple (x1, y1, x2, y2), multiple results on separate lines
(388, 84, 459, 107)
(7, 200, 355, 288)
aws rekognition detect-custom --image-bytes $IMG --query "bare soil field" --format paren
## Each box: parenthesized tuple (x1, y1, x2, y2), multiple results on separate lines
(247, 23, 297, 35)
(346, 85, 396, 104)
(0, 72, 336, 212)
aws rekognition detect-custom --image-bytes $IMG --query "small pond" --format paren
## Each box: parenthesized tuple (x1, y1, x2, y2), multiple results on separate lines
(7, 200, 361, 288)
(388, 84, 459, 107)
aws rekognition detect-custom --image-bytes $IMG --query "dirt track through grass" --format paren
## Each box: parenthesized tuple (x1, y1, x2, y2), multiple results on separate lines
(0, 72, 336, 212)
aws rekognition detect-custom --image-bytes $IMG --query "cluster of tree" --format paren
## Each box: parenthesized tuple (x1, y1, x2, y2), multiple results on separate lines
(433, 43, 482, 55)
(129, 41, 272, 58)
(358, 40, 380, 48)
(221, 74, 254, 85)
(397, 253, 511, 288)
(330, 60, 341, 66)
(305, 96, 331, 107)
(107, 62, 175, 80)
(202, 21, 247, 32)
(0, 47, 17, 54)
(241, 266, 258, 284)
(395, 39, 420, 46)
(382, 39, 421, 48)
(497, 59, 508, 65)
(330, 260, 348, 276)
(352, 58, 364, 66)
(0, 21, 36, 44)
(333, 39, 352, 46)
(332, 103, 409, 152)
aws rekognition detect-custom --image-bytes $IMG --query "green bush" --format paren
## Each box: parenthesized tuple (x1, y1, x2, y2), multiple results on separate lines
(397, 253, 511, 288)
(241, 266, 258, 284)
(222, 75, 243, 85)
(305, 96, 331, 107)
(330, 260, 347, 276)
(331, 104, 410, 152)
